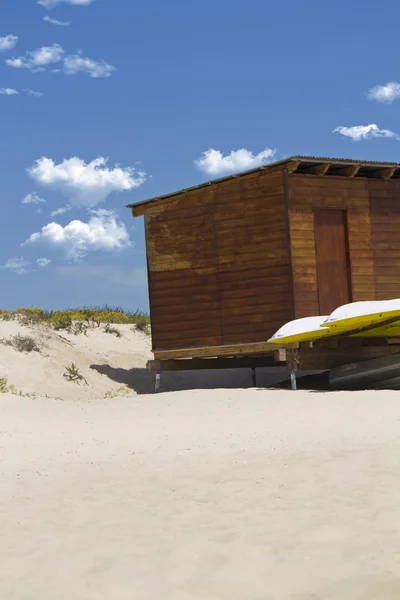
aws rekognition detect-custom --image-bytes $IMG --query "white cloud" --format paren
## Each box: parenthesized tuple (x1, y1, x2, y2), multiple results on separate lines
(38, 0, 94, 7)
(6, 43, 64, 71)
(25, 209, 131, 261)
(28, 156, 146, 207)
(2, 257, 30, 275)
(5, 43, 115, 78)
(22, 192, 46, 205)
(0, 88, 18, 95)
(37, 257, 51, 267)
(50, 205, 71, 217)
(43, 16, 71, 26)
(24, 89, 44, 97)
(195, 147, 276, 176)
(333, 124, 398, 141)
(63, 55, 115, 78)
(0, 35, 18, 51)
(368, 82, 400, 104)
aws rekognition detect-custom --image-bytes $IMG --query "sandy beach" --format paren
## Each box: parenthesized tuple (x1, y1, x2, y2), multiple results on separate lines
(1, 387, 400, 599)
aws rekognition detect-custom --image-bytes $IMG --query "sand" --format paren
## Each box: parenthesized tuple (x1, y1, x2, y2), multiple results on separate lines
(1, 319, 400, 598)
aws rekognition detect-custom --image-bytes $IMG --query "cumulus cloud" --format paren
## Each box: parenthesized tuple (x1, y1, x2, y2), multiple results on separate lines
(2, 257, 30, 275)
(38, 0, 94, 6)
(24, 89, 44, 97)
(22, 192, 46, 205)
(0, 35, 18, 51)
(5, 43, 115, 78)
(28, 156, 146, 207)
(333, 124, 398, 141)
(63, 55, 115, 78)
(6, 43, 64, 71)
(368, 82, 400, 104)
(25, 209, 131, 261)
(37, 257, 51, 267)
(195, 147, 276, 176)
(43, 16, 71, 26)
(0, 88, 18, 95)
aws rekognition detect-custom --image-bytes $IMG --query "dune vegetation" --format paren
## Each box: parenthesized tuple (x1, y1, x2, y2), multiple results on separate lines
(0, 306, 150, 333)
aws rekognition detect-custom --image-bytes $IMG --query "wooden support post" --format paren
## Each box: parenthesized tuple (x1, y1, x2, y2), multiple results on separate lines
(380, 167, 398, 180)
(287, 355, 298, 390)
(290, 369, 297, 391)
(308, 162, 332, 176)
(155, 372, 161, 393)
(336, 164, 361, 177)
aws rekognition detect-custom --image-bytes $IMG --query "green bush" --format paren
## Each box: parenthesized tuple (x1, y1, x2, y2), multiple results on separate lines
(51, 312, 73, 331)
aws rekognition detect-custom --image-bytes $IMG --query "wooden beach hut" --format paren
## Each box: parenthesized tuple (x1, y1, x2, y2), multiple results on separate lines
(128, 156, 400, 368)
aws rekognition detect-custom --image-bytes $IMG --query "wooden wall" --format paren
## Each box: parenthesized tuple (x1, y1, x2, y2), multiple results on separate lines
(145, 169, 293, 351)
(369, 179, 400, 300)
(287, 175, 375, 318)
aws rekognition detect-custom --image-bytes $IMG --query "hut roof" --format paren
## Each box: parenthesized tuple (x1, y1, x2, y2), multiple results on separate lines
(127, 155, 400, 216)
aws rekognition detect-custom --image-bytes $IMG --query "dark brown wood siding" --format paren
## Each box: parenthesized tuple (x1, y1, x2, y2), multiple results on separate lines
(288, 174, 375, 318)
(369, 179, 400, 300)
(145, 170, 293, 351)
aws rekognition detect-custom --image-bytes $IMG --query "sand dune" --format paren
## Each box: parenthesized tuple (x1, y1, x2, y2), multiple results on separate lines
(1, 319, 400, 598)
(0, 318, 290, 398)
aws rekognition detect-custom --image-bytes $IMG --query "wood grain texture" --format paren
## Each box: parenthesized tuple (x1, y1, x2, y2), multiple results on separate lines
(288, 175, 375, 317)
(146, 169, 293, 351)
(369, 180, 400, 300)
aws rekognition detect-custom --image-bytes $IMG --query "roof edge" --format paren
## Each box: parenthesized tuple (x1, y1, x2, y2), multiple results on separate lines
(127, 155, 400, 214)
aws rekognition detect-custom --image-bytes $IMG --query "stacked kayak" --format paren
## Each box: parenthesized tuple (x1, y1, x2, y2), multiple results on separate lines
(268, 299, 400, 345)
(329, 354, 400, 390)
(268, 299, 400, 390)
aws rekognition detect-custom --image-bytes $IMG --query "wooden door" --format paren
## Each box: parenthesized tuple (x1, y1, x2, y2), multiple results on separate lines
(314, 209, 352, 315)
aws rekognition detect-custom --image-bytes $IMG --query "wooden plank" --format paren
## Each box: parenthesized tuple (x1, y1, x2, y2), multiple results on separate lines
(151, 286, 292, 317)
(289, 175, 368, 190)
(147, 355, 278, 372)
(289, 221, 315, 232)
(213, 202, 285, 220)
(221, 328, 287, 345)
(215, 212, 285, 231)
(291, 257, 317, 268)
(280, 346, 400, 371)
(218, 248, 289, 267)
(152, 332, 222, 350)
(348, 249, 375, 259)
(220, 293, 292, 310)
(216, 219, 286, 237)
(153, 341, 278, 360)
(291, 238, 317, 249)
(148, 255, 216, 272)
(221, 311, 292, 334)
(217, 230, 287, 249)
(371, 215, 400, 223)
(219, 282, 291, 300)
(217, 264, 290, 282)
(151, 300, 220, 318)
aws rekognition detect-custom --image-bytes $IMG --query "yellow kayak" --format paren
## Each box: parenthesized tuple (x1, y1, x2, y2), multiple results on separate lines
(322, 300, 400, 335)
(268, 316, 334, 345)
(268, 300, 400, 345)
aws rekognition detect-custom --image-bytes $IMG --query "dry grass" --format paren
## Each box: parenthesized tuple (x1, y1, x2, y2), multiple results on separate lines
(1, 334, 41, 353)
(0, 306, 151, 335)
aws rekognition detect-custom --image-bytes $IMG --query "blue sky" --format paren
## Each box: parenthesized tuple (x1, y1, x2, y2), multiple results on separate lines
(1, 0, 400, 312)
